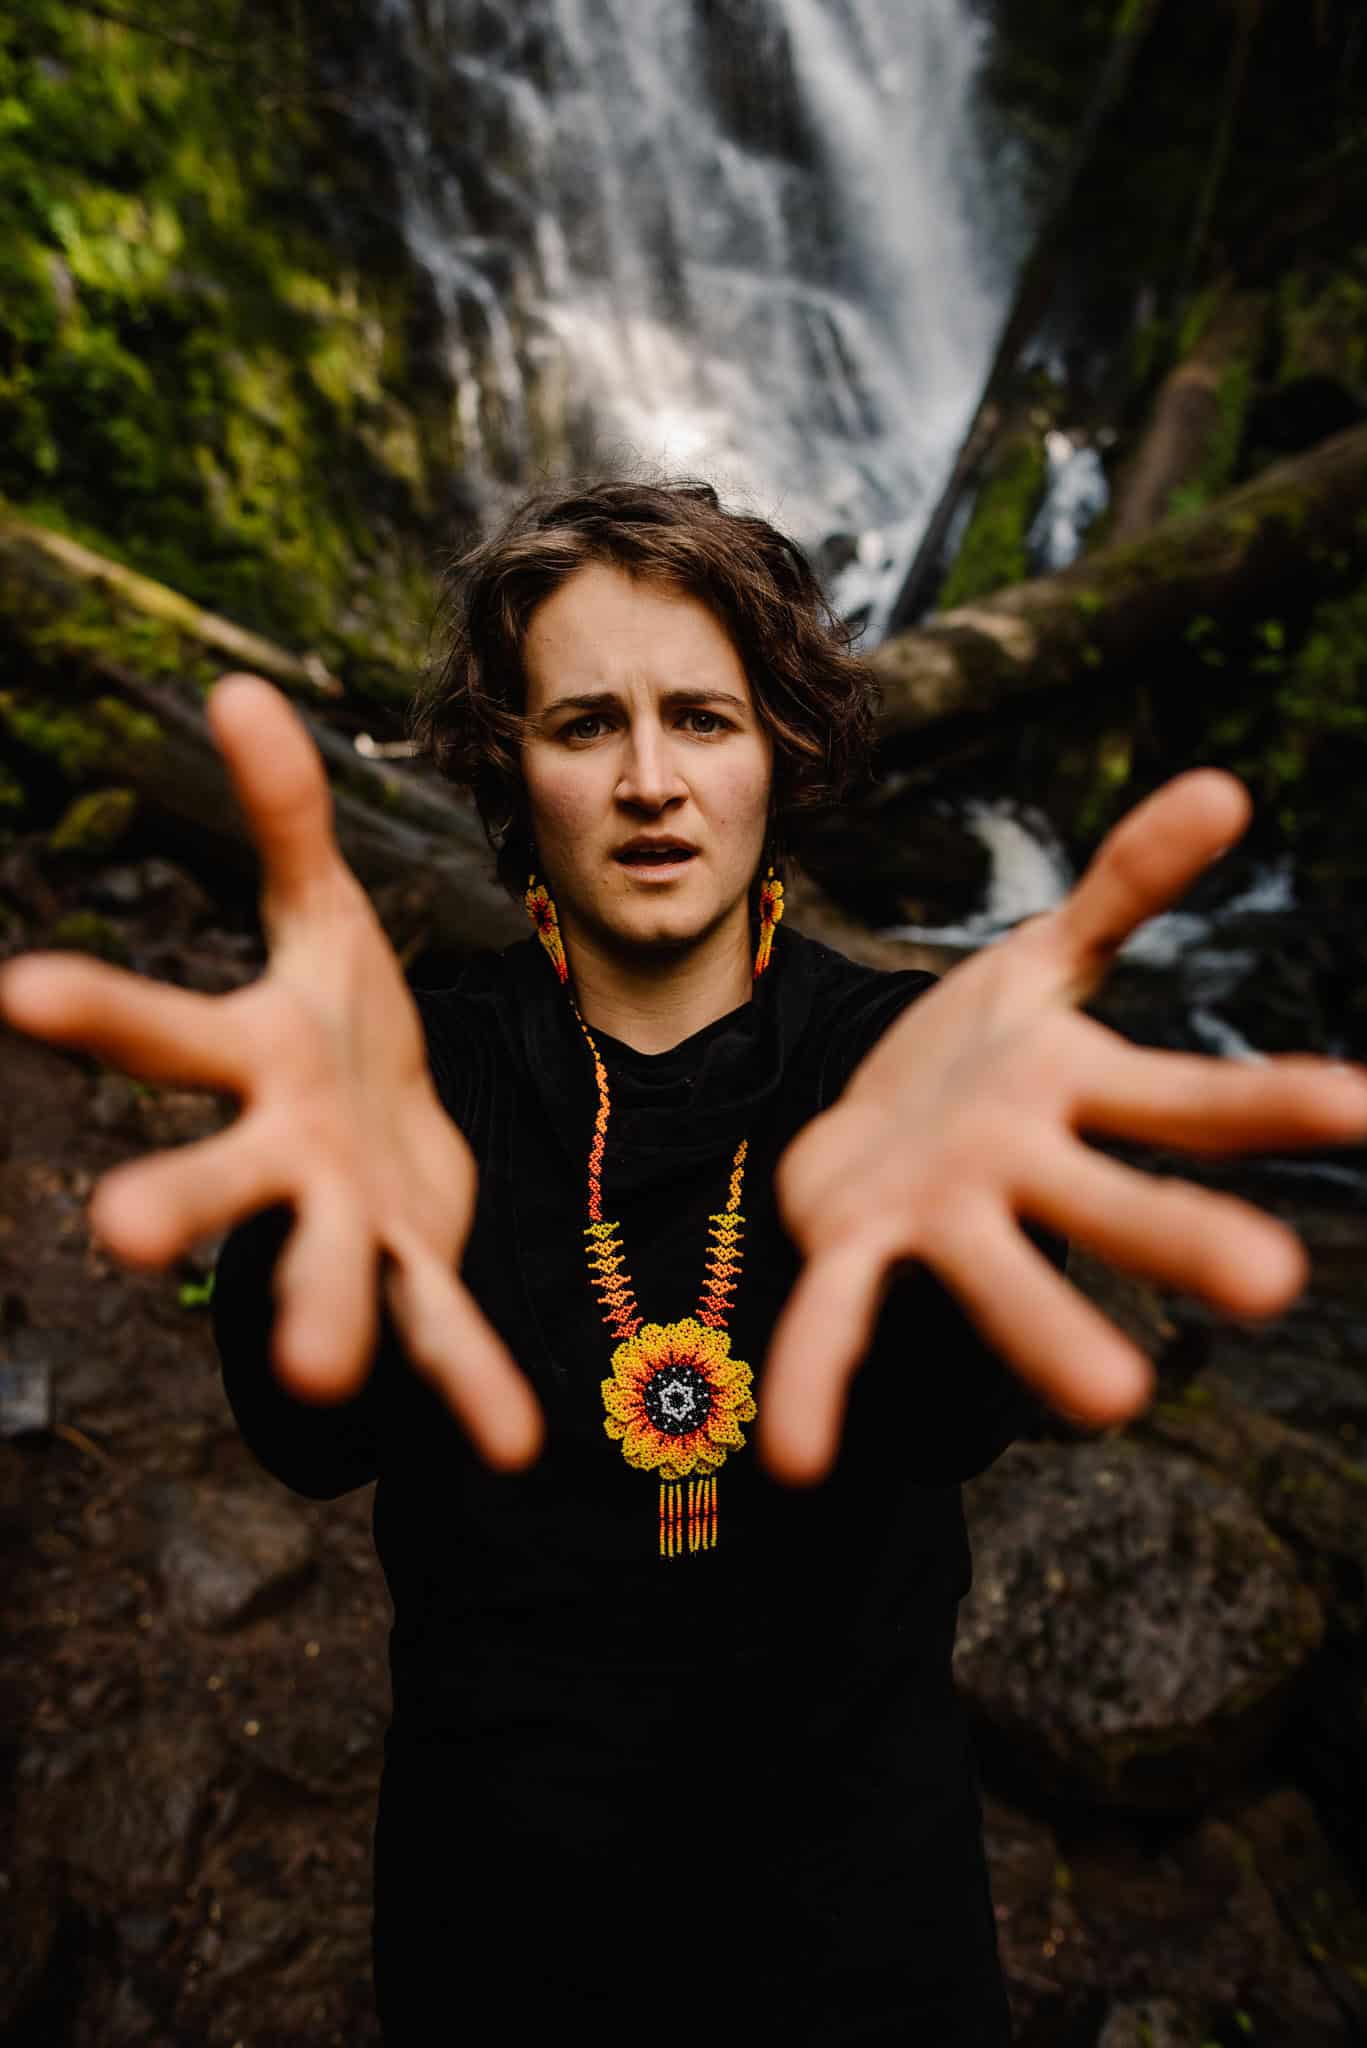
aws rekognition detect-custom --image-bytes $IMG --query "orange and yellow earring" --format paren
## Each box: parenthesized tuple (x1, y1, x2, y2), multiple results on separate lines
(524, 873, 568, 983)
(753, 865, 784, 978)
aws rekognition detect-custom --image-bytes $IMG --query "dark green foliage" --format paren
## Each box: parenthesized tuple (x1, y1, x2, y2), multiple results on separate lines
(0, 1, 448, 679)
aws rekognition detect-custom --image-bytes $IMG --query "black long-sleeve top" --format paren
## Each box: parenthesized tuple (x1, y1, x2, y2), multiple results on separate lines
(213, 925, 1051, 1709)
(212, 924, 1061, 2038)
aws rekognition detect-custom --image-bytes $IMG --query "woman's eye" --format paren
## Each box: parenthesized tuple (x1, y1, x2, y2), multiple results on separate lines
(682, 709, 726, 734)
(564, 714, 608, 741)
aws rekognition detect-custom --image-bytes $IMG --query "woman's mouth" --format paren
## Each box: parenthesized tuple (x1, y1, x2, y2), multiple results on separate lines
(613, 841, 698, 878)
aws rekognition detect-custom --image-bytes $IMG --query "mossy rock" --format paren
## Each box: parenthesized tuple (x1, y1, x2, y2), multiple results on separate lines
(48, 785, 137, 855)
(938, 429, 1051, 610)
(47, 909, 129, 964)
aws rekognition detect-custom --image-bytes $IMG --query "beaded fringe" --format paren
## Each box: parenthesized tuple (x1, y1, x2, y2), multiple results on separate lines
(659, 1477, 718, 1557)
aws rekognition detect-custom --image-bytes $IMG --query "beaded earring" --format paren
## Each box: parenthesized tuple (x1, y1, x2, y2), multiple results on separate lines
(524, 866, 785, 982)
(753, 864, 784, 978)
(524, 872, 568, 983)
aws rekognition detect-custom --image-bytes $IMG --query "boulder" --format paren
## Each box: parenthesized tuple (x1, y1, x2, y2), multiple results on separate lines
(957, 1437, 1322, 1812)
(148, 1480, 317, 1632)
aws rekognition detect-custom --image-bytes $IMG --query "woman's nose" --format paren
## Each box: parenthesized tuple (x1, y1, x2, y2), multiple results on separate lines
(616, 722, 685, 810)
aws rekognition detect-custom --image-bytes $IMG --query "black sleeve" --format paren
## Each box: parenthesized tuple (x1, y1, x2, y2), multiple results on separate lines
(211, 983, 478, 1500)
(212, 1202, 388, 1500)
(870, 1238, 1067, 1485)
(816, 957, 1067, 1484)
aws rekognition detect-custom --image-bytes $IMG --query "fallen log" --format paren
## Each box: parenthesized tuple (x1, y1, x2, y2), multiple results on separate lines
(0, 505, 343, 701)
(870, 421, 1367, 741)
(0, 517, 520, 953)
(0, 668, 519, 955)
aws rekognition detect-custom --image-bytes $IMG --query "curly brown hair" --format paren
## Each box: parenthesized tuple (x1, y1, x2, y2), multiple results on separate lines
(407, 475, 880, 894)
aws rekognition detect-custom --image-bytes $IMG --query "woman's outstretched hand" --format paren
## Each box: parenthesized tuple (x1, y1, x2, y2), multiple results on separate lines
(762, 769, 1367, 1484)
(0, 675, 543, 1470)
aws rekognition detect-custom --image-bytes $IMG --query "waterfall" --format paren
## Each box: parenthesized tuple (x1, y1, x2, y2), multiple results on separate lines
(356, 0, 1030, 620)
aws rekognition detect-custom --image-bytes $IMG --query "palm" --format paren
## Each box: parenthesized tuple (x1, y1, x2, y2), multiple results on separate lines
(0, 676, 541, 1469)
(762, 771, 1367, 1483)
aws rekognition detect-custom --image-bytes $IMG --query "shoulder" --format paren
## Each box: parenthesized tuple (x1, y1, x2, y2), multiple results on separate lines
(408, 937, 545, 1122)
(771, 926, 939, 1106)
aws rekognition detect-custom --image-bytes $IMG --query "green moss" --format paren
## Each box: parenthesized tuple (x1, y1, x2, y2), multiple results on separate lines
(1277, 261, 1367, 389)
(48, 909, 129, 964)
(49, 785, 137, 854)
(0, 690, 113, 778)
(0, 687, 163, 783)
(92, 696, 163, 753)
(1175, 280, 1223, 358)
(1074, 729, 1134, 838)
(939, 434, 1049, 609)
(0, 2, 446, 686)
(1166, 354, 1254, 520)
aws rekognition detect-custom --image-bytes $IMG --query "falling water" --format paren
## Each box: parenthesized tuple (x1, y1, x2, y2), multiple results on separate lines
(356, 0, 1032, 621)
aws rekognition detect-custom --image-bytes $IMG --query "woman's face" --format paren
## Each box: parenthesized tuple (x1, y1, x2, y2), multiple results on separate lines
(519, 562, 774, 962)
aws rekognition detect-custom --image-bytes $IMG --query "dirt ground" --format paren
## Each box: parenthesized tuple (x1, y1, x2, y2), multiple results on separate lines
(2, 864, 1366, 2045)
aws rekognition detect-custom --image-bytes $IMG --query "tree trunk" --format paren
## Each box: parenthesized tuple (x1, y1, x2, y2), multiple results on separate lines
(1104, 285, 1269, 544)
(883, 0, 1170, 634)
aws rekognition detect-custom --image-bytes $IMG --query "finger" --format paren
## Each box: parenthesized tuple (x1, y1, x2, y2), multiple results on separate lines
(1024, 1133, 1307, 1317)
(88, 1121, 289, 1268)
(1069, 1022, 1367, 1153)
(382, 1230, 544, 1471)
(269, 1174, 380, 1401)
(757, 1237, 893, 1486)
(206, 674, 344, 913)
(0, 951, 249, 1092)
(930, 1199, 1155, 1425)
(1048, 769, 1251, 992)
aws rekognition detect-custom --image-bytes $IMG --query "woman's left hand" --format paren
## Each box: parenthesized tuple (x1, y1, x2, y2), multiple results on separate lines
(762, 769, 1367, 1483)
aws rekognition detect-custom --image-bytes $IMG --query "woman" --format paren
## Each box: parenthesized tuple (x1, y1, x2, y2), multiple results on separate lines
(2, 478, 1363, 2042)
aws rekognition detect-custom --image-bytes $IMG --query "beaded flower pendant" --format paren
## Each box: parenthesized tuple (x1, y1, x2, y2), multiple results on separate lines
(587, 1130, 757, 1556)
(525, 865, 781, 1556)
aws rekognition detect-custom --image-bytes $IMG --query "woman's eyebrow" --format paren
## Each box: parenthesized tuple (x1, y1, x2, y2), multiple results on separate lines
(532, 685, 750, 724)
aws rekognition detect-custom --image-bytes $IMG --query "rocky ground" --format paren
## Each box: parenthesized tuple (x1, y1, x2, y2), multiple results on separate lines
(1, 848, 1366, 2046)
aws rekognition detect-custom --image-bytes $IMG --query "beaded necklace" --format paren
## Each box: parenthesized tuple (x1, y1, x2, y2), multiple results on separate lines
(525, 868, 784, 1557)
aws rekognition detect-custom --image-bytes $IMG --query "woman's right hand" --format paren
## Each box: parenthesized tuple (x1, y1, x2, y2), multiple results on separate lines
(0, 674, 543, 1469)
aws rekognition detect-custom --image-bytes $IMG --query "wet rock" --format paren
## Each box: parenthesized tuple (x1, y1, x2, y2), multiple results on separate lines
(1232, 1783, 1367, 2035)
(0, 1349, 52, 1436)
(957, 1438, 1323, 1812)
(1202, 1344, 1367, 1461)
(148, 1479, 317, 1632)
(1133, 1371, 1367, 1642)
(90, 858, 213, 936)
